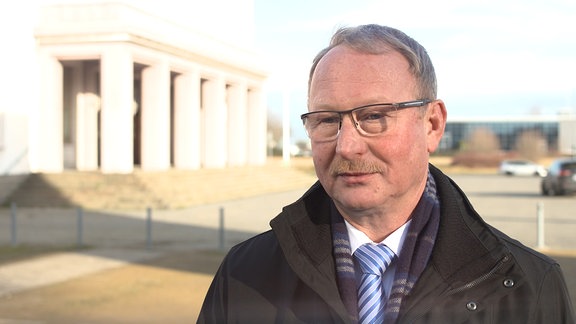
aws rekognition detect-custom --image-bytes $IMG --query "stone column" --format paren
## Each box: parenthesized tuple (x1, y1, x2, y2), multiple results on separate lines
(63, 62, 81, 170)
(202, 75, 227, 168)
(173, 70, 201, 169)
(140, 60, 171, 171)
(247, 86, 267, 165)
(75, 62, 100, 170)
(100, 45, 134, 173)
(227, 81, 248, 166)
(34, 52, 63, 172)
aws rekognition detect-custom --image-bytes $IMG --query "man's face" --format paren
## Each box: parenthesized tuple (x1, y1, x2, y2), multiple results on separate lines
(308, 45, 440, 215)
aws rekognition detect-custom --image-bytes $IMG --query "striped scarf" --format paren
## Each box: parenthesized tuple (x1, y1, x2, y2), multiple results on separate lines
(331, 171, 440, 323)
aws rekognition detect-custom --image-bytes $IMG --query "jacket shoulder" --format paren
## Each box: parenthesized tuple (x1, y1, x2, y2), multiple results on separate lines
(225, 230, 280, 269)
(490, 225, 560, 275)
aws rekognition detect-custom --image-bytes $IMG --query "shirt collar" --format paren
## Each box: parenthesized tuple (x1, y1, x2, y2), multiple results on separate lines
(345, 219, 411, 257)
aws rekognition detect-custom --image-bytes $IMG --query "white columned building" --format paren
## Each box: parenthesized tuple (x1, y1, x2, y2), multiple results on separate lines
(247, 88, 268, 165)
(99, 45, 135, 173)
(227, 81, 249, 166)
(140, 59, 171, 171)
(172, 71, 202, 170)
(201, 75, 228, 169)
(0, 1, 268, 175)
(75, 63, 101, 171)
(36, 51, 64, 172)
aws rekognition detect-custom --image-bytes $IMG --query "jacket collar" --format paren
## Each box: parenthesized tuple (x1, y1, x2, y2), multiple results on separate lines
(271, 181, 334, 267)
(429, 165, 510, 284)
(270, 182, 350, 320)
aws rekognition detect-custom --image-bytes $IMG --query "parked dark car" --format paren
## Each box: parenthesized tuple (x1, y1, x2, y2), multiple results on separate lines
(541, 159, 576, 196)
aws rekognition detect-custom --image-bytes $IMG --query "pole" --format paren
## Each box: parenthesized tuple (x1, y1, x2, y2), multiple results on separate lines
(146, 207, 152, 249)
(282, 88, 291, 166)
(77, 207, 84, 247)
(10, 202, 17, 246)
(219, 207, 225, 251)
(536, 201, 545, 249)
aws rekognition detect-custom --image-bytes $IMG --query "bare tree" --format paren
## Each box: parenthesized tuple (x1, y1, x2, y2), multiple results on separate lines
(452, 127, 502, 167)
(267, 111, 284, 156)
(515, 130, 547, 161)
(464, 127, 501, 153)
(267, 111, 283, 142)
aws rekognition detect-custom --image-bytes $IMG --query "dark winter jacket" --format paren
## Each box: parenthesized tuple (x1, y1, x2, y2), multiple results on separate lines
(198, 165, 575, 323)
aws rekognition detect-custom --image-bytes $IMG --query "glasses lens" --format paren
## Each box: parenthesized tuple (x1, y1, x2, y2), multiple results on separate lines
(353, 105, 396, 135)
(302, 102, 415, 140)
(303, 112, 340, 140)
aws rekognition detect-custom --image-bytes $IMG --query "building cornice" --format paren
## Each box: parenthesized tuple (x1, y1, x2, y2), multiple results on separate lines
(34, 2, 268, 81)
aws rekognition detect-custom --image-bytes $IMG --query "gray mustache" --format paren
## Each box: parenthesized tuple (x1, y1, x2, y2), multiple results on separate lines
(329, 159, 384, 175)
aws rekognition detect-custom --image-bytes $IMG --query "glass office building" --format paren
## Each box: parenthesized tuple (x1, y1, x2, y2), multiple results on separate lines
(439, 115, 576, 155)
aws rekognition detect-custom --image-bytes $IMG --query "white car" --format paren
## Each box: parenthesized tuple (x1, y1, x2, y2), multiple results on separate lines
(499, 160, 547, 177)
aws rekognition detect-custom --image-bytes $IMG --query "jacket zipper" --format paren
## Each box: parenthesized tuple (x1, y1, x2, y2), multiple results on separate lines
(406, 254, 511, 323)
(447, 254, 510, 295)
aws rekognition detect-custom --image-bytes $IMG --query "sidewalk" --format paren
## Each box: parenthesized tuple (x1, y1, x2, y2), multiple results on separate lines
(0, 188, 308, 297)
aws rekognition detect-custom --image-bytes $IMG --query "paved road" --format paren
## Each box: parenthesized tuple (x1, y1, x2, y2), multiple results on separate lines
(449, 174, 576, 250)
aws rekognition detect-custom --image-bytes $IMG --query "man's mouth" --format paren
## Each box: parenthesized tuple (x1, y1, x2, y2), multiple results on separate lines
(339, 171, 373, 177)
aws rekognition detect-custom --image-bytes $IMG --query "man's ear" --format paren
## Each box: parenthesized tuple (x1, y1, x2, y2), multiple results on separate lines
(426, 99, 447, 153)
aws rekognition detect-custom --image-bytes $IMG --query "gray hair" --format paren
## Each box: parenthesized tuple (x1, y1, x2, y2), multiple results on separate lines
(308, 24, 437, 100)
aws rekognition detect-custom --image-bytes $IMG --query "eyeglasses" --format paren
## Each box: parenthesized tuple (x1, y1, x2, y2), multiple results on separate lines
(301, 99, 431, 141)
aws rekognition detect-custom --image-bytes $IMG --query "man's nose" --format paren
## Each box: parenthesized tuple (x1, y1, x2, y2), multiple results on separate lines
(335, 115, 366, 157)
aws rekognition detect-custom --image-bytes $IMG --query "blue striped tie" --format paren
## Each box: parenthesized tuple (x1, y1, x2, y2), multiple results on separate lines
(354, 243, 395, 324)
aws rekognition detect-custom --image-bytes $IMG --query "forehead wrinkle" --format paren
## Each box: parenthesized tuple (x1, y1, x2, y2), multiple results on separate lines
(308, 47, 418, 110)
(309, 80, 396, 110)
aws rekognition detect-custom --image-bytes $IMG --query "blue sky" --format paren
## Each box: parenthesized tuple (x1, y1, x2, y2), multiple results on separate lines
(253, 0, 576, 142)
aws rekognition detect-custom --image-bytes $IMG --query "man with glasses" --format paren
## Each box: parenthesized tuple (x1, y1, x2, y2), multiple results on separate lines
(198, 24, 574, 323)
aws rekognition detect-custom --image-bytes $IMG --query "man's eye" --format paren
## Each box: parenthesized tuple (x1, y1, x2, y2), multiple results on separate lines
(318, 116, 340, 124)
(357, 110, 388, 122)
(308, 115, 339, 127)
